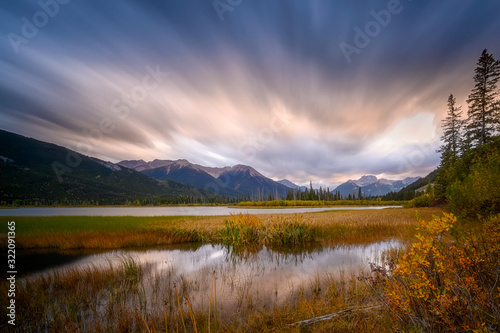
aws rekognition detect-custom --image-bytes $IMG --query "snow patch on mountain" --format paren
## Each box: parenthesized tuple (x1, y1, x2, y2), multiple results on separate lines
(0, 156, 14, 163)
(94, 159, 122, 171)
(352, 175, 378, 186)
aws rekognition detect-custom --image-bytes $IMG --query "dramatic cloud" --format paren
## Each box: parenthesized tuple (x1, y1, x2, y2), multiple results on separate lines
(1, 0, 499, 187)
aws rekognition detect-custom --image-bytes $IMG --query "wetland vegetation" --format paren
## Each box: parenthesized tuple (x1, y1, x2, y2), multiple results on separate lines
(2, 208, 443, 332)
(1, 206, 499, 332)
(5, 208, 439, 250)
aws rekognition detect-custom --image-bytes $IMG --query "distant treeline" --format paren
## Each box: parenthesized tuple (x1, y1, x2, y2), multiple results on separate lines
(0, 194, 251, 207)
(1, 179, 414, 207)
(283, 182, 388, 202)
(237, 200, 405, 207)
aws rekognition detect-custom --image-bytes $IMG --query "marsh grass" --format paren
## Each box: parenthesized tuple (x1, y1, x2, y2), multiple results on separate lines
(215, 208, 442, 248)
(0, 208, 443, 331)
(5, 216, 205, 249)
(315, 208, 442, 245)
(120, 255, 142, 287)
(11, 216, 187, 233)
(1, 255, 398, 332)
(218, 214, 315, 246)
(2, 208, 442, 250)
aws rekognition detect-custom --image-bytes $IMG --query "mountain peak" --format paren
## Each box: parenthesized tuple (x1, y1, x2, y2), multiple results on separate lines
(174, 159, 191, 166)
(277, 179, 297, 189)
(333, 174, 421, 198)
(232, 164, 252, 171)
(230, 164, 262, 177)
(352, 175, 378, 186)
(357, 175, 377, 182)
(277, 179, 307, 191)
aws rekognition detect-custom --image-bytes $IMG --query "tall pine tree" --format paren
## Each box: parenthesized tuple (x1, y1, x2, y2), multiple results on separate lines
(439, 94, 463, 165)
(436, 94, 464, 199)
(465, 49, 500, 147)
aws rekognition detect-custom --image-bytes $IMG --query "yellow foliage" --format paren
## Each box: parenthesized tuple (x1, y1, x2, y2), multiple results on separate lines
(376, 213, 500, 331)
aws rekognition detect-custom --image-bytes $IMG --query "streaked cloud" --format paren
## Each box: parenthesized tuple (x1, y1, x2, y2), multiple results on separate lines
(1, 0, 499, 187)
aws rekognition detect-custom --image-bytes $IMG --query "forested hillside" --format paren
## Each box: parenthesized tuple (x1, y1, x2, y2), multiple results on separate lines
(0, 130, 206, 205)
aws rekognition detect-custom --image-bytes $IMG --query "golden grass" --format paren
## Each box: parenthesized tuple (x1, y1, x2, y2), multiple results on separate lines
(313, 207, 443, 245)
(6, 207, 443, 249)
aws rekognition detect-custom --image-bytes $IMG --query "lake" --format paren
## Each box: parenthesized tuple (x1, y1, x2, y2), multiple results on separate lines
(19, 241, 401, 315)
(0, 205, 399, 216)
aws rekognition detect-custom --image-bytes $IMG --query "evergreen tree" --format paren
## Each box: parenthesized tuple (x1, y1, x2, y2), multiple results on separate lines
(436, 94, 462, 199)
(426, 180, 433, 194)
(439, 94, 463, 164)
(465, 49, 500, 147)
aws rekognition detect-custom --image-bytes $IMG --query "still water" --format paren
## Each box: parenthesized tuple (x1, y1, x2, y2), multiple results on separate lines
(0, 205, 399, 216)
(20, 241, 401, 313)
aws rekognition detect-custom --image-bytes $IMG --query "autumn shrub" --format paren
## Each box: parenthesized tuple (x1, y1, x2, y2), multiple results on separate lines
(446, 141, 500, 218)
(408, 193, 436, 208)
(364, 213, 500, 332)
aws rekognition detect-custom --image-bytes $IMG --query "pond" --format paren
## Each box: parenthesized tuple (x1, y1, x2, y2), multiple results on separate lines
(19, 241, 401, 316)
(0, 205, 400, 216)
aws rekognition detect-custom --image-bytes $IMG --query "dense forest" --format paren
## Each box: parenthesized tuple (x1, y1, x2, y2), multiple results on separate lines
(434, 49, 500, 218)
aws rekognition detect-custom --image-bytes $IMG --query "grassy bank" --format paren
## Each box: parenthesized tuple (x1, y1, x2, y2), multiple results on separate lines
(2, 208, 442, 249)
(2, 216, 204, 249)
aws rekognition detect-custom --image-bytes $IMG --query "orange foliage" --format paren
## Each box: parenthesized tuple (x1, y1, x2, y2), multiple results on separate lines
(367, 213, 500, 332)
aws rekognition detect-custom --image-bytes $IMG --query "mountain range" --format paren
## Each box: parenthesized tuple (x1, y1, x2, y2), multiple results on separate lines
(0, 129, 202, 205)
(383, 169, 438, 200)
(0, 129, 423, 204)
(118, 159, 291, 199)
(332, 175, 421, 198)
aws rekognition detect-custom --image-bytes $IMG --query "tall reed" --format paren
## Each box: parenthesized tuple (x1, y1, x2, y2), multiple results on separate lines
(219, 214, 315, 246)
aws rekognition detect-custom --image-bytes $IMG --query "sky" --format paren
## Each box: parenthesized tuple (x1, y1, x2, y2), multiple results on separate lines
(1, 0, 499, 188)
